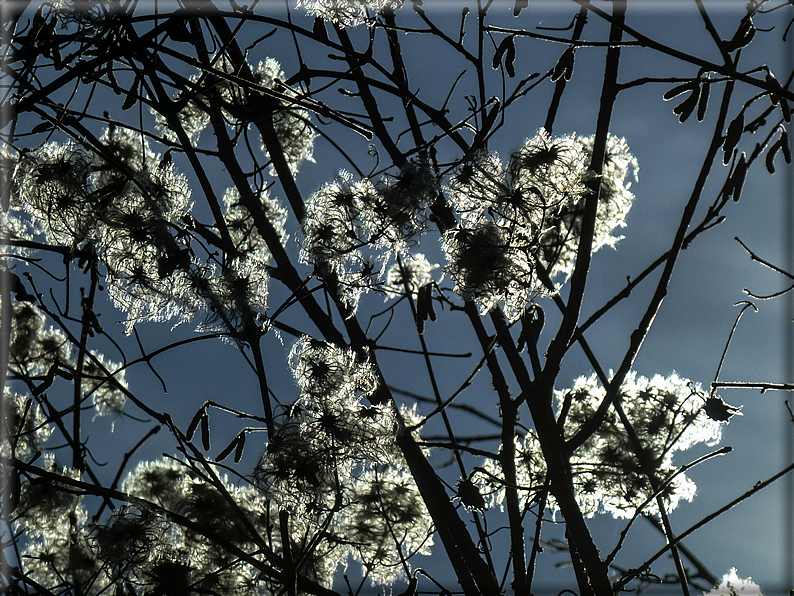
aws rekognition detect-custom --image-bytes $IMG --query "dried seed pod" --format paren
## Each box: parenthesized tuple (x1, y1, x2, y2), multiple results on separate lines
(234, 432, 246, 463)
(415, 283, 436, 334)
(121, 76, 139, 110)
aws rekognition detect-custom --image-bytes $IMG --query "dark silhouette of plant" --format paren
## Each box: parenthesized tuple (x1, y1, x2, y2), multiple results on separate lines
(2, 1, 792, 595)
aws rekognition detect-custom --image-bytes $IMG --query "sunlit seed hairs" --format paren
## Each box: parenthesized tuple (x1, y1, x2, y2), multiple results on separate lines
(253, 58, 317, 176)
(442, 130, 637, 317)
(81, 351, 128, 418)
(1, 389, 53, 459)
(365, 160, 436, 248)
(383, 253, 439, 298)
(15, 454, 86, 538)
(442, 215, 540, 321)
(289, 336, 378, 400)
(539, 133, 637, 280)
(121, 458, 187, 509)
(13, 142, 96, 245)
(8, 301, 71, 377)
(299, 0, 404, 27)
(152, 54, 315, 175)
(478, 372, 727, 519)
(335, 464, 433, 585)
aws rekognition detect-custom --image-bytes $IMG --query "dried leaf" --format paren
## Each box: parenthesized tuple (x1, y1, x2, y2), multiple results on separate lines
(517, 304, 544, 352)
(415, 283, 436, 334)
(234, 432, 246, 463)
(663, 80, 697, 101)
(456, 477, 486, 511)
(551, 47, 575, 82)
(200, 412, 210, 451)
(697, 77, 710, 122)
(729, 152, 748, 202)
(723, 112, 744, 165)
(505, 35, 516, 78)
(766, 137, 782, 174)
(167, 19, 195, 43)
(673, 87, 699, 123)
(121, 76, 139, 111)
(493, 35, 515, 75)
(215, 432, 245, 463)
(186, 408, 205, 442)
(31, 122, 54, 134)
(723, 17, 755, 52)
(106, 65, 122, 95)
(766, 72, 781, 106)
(312, 16, 327, 41)
(704, 396, 742, 422)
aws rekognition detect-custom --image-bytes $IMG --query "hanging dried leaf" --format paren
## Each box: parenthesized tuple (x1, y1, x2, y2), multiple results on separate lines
(31, 122, 55, 134)
(456, 477, 486, 511)
(493, 35, 516, 78)
(729, 152, 748, 202)
(704, 396, 743, 422)
(782, 129, 791, 164)
(663, 80, 697, 101)
(215, 437, 237, 462)
(312, 17, 328, 41)
(505, 35, 516, 78)
(551, 47, 575, 82)
(216, 432, 246, 463)
(200, 411, 211, 451)
(517, 304, 544, 352)
(234, 432, 246, 463)
(723, 112, 744, 165)
(121, 76, 139, 111)
(186, 408, 205, 442)
(167, 19, 195, 43)
(723, 17, 755, 52)
(673, 87, 699, 123)
(697, 77, 710, 122)
(106, 65, 122, 95)
(416, 283, 436, 334)
(766, 72, 782, 106)
(766, 137, 783, 174)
